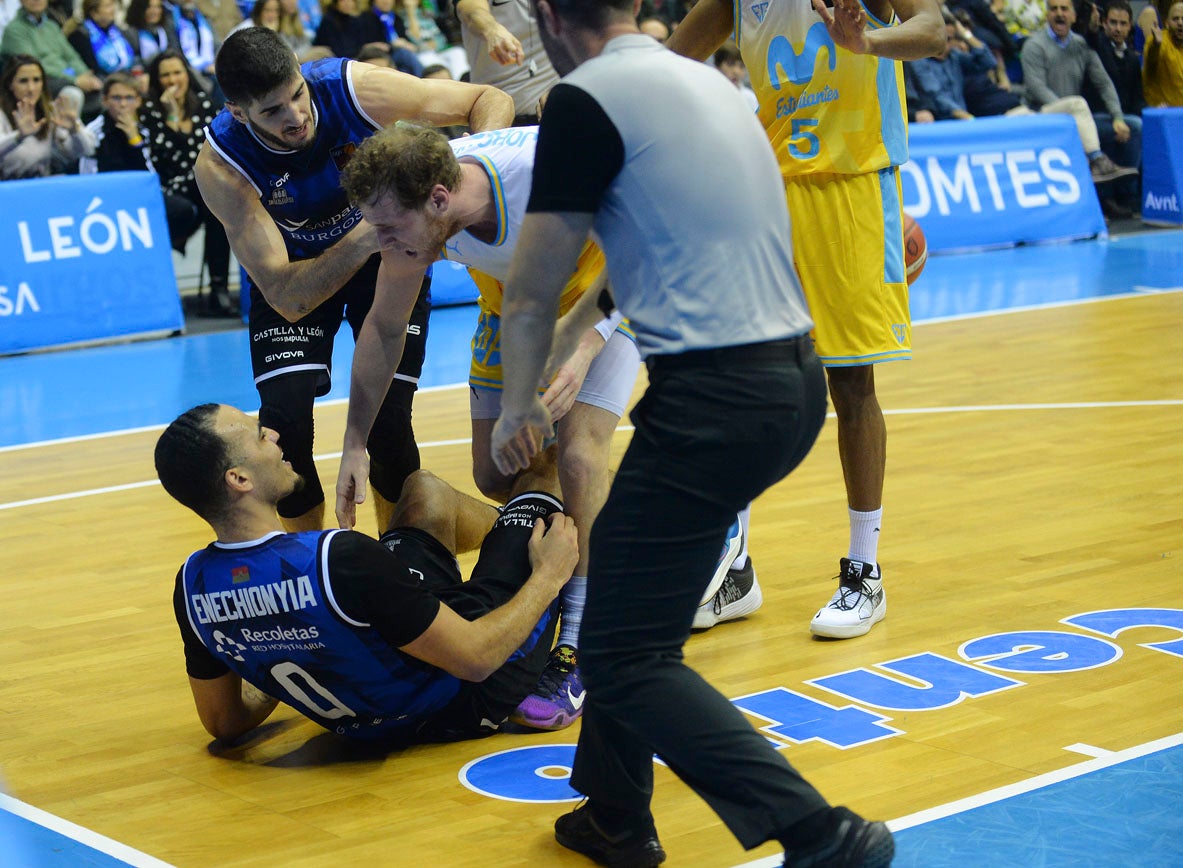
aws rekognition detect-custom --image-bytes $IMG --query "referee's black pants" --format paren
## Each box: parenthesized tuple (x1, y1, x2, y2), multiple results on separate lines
(571, 336, 831, 849)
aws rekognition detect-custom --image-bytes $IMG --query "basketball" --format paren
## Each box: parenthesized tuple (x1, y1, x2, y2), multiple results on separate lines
(904, 214, 927, 286)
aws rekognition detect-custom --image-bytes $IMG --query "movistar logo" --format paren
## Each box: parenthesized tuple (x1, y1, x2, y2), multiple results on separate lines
(767, 22, 837, 89)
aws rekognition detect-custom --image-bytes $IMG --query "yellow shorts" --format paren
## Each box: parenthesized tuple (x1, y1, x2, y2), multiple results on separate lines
(785, 167, 911, 366)
(468, 242, 608, 390)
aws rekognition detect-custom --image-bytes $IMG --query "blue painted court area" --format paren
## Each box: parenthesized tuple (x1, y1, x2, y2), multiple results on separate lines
(0, 795, 168, 868)
(910, 230, 1183, 322)
(892, 741, 1183, 868)
(0, 301, 477, 449)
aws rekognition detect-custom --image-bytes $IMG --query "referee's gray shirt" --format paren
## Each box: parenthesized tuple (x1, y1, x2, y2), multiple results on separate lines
(527, 34, 813, 359)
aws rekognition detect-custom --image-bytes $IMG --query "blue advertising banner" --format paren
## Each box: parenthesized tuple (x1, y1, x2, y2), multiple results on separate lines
(900, 115, 1106, 253)
(1141, 108, 1183, 226)
(0, 171, 183, 355)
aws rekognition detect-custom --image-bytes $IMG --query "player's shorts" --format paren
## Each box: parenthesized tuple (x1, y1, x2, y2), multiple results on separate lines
(784, 167, 911, 367)
(468, 307, 641, 421)
(248, 253, 431, 395)
(381, 491, 564, 741)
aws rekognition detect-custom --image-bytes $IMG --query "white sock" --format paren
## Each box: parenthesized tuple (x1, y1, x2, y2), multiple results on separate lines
(558, 575, 586, 648)
(848, 507, 882, 571)
(732, 505, 752, 570)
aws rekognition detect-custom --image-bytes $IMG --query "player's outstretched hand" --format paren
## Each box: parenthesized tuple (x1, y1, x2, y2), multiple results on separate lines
(528, 513, 579, 590)
(491, 397, 553, 476)
(335, 447, 370, 529)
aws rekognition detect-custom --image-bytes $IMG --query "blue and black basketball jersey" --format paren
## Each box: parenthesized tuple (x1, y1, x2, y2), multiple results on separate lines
(180, 529, 460, 740)
(205, 59, 380, 261)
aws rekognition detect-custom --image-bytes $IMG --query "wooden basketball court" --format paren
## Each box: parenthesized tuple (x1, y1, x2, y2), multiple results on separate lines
(1, 239, 1181, 866)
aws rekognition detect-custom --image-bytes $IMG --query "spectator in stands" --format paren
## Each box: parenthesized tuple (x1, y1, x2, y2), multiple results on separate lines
(0, 0, 103, 117)
(276, 0, 323, 58)
(909, 10, 1000, 118)
(713, 43, 758, 111)
(313, 0, 388, 58)
(947, 0, 1019, 62)
(637, 15, 670, 42)
(229, 0, 280, 33)
(1021, 0, 1139, 187)
(1143, 0, 1183, 105)
(1089, 0, 1144, 115)
(143, 48, 232, 315)
(65, 0, 143, 84)
(1081, 0, 1144, 214)
(399, 0, 467, 73)
(167, 0, 218, 81)
(904, 62, 938, 121)
(195, 0, 244, 42)
(79, 71, 202, 248)
(368, 0, 427, 74)
(127, 0, 181, 65)
(0, 54, 95, 178)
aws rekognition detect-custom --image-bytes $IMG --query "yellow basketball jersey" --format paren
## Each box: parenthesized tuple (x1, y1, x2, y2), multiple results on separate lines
(736, 0, 909, 176)
(471, 240, 606, 319)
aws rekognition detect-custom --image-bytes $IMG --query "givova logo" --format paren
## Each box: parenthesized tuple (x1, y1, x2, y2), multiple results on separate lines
(766, 22, 836, 89)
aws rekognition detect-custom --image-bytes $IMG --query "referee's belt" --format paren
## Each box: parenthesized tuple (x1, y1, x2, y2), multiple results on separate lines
(646, 335, 811, 372)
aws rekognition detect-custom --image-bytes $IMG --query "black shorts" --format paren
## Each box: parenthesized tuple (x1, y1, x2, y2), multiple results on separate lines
(379, 491, 566, 742)
(248, 254, 431, 396)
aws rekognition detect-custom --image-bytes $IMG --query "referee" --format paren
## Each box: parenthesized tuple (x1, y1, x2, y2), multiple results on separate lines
(489, 0, 895, 865)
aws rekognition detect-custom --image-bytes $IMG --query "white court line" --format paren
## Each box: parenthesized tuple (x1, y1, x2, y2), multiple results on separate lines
(5, 284, 1183, 458)
(731, 731, 1183, 868)
(0, 383, 469, 455)
(915, 285, 1183, 326)
(0, 793, 175, 867)
(3, 399, 1183, 512)
(0, 433, 478, 512)
(1063, 742, 1115, 758)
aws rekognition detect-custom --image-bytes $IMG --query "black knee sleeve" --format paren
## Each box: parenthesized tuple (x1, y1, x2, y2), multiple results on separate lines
(367, 380, 420, 504)
(258, 374, 323, 519)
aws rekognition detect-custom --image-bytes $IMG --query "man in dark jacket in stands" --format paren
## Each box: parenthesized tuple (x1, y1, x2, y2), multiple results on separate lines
(1086, 0, 1144, 215)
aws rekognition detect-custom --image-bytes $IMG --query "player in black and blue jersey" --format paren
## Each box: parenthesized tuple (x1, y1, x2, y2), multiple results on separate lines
(155, 403, 577, 744)
(194, 28, 514, 535)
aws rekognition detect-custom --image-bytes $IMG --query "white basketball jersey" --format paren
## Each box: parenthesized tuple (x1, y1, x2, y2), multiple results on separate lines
(444, 127, 539, 281)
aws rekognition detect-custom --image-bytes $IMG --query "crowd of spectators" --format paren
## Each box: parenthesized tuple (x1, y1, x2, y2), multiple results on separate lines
(1, 0, 1178, 300)
(0, 0, 485, 314)
(907, 0, 1183, 219)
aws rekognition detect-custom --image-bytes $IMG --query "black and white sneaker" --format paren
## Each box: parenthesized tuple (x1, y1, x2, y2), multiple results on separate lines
(809, 558, 885, 639)
(693, 559, 762, 629)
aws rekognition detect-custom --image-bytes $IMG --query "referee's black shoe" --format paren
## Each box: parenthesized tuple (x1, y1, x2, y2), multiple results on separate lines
(554, 801, 666, 867)
(783, 806, 894, 867)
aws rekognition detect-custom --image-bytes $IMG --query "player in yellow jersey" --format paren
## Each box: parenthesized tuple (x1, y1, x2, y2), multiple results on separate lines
(670, 0, 943, 638)
(333, 124, 642, 730)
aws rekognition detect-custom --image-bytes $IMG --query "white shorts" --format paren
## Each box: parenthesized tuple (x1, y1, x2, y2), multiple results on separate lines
(470, 328, 641, 421)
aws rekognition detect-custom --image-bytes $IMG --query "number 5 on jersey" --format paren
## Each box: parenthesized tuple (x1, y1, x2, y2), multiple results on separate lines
(788, 118, 820, 160)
